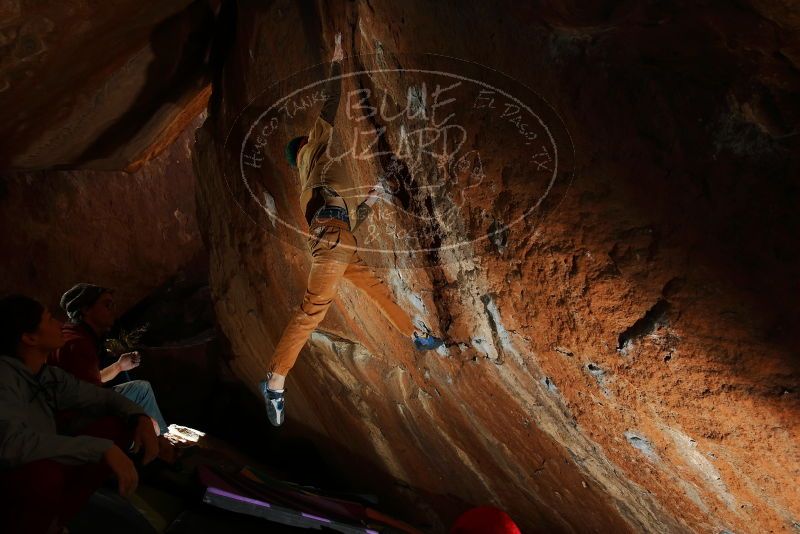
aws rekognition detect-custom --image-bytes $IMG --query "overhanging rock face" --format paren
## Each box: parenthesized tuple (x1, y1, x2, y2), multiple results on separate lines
(0, 115, 205, 313)
(0, 0, 217, 171)
(193, 1, 800, 532)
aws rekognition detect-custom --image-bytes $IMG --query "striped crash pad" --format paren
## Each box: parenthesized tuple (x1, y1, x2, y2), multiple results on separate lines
(198, 465, 421, 533)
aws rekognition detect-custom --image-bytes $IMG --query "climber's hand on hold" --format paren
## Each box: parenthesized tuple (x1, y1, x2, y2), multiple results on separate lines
(377, 172, 401, 196)
(331, 32, 344, 63)
(364, 183, 386, 207)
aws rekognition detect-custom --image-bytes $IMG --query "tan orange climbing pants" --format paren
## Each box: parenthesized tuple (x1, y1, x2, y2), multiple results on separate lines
(268, 218, 416, 376)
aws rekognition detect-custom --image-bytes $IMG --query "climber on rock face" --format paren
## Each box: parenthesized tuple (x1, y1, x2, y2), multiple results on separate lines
(259, 32, 445, 427)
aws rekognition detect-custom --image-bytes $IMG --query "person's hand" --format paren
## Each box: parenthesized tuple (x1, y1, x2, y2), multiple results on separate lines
(331, 32, 344, 63)
(117, 351, 141, 372)
(364, 183, 386, 207)
(103, 444, 139, 497)
(131, 415, 159, 465)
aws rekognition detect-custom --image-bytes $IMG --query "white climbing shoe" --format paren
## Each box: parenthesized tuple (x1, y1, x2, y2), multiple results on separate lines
(258, 377, 285, 427)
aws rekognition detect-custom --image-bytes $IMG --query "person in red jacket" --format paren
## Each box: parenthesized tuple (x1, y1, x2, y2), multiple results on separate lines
(53, 284, 169, 437)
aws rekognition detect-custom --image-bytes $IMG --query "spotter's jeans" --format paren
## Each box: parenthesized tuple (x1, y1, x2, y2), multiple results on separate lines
(113, 380, 168, 435)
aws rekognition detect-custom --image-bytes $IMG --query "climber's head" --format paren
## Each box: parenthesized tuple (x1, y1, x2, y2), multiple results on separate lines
(284, 136, 309, 168)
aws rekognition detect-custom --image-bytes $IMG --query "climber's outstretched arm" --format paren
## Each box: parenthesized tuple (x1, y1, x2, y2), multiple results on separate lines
(319, 33, 344, 126)
(351, 201, 373, 232)
(351, 182, 387, 232)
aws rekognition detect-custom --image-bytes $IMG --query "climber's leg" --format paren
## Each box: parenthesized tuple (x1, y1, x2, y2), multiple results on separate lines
(267, 222, 356, 378)
(342, 250, 445, 352)
(261, 221, 356, 427)
(343, 251, 416, 337)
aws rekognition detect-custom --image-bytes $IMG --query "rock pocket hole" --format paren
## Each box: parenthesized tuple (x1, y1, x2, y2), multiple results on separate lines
(617, 299, 671, 352)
